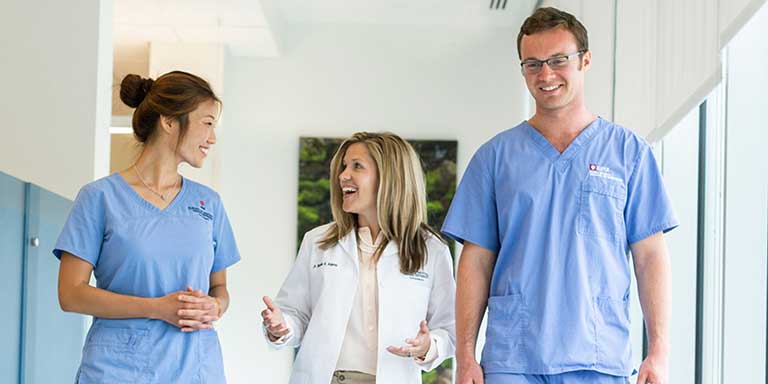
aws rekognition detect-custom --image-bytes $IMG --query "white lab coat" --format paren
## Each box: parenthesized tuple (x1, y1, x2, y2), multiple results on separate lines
(265, 223, 456, 384)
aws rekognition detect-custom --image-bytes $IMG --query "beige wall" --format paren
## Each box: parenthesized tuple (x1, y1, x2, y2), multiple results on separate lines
(112, 43, 150, 117)
(109, 134, 141, 174)
(110, 43, 148, 175)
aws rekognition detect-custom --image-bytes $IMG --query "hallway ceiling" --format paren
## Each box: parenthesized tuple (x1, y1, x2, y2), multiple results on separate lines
(114, 0, 537, 57)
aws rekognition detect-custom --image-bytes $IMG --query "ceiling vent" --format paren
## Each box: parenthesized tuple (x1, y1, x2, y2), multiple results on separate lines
(489, 0, 507, 10)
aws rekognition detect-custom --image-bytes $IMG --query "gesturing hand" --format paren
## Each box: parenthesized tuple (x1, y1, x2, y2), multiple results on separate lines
(386, 320, 431, 360)
(261, 296, 290, 342)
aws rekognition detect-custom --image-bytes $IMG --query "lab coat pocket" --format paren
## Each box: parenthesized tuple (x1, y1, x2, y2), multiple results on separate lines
(78, 327, 151, 384)
(395, 273, 431, 321)
(595, 296, 632, 369)
(482, 294, 528, 368)
(578, 176, 626, 243)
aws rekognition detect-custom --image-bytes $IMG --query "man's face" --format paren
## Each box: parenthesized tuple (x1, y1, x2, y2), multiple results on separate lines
(519, 27, 590, 112)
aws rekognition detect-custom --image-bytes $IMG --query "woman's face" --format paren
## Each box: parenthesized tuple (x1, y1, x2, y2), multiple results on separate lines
(177, 99, 219, 168)
(339, 143, 379, 225)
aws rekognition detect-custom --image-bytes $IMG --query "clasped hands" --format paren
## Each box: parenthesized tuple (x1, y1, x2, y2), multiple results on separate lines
(156, 286, 222, 332)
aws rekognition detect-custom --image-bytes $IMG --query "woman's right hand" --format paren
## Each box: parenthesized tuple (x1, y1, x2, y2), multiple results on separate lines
(261, 296, 289, 342)
(152, 291, 213, 330)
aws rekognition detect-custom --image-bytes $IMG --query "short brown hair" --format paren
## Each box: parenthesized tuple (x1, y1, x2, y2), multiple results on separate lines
(516, 7, 589, 59)
(119, 71, 220, 144)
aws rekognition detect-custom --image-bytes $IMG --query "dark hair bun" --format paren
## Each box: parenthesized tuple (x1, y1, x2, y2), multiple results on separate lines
(119, 74, 154, 108)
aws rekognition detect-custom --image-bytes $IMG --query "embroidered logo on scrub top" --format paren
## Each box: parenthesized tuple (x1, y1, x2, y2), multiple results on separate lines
(187, 200, 213, 221)
(588, 164, 622, 182)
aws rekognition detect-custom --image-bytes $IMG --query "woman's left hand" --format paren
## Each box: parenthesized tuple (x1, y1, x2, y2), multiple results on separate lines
(386, 320, 431, 359)
(177, 286, 221, 332)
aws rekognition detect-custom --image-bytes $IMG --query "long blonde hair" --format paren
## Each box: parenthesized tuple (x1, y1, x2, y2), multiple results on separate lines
(319, 132, 444, 274)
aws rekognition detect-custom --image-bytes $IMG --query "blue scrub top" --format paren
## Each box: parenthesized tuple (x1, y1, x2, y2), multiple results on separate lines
(443, 118, 678, 376)
(54, 173, 240, 383)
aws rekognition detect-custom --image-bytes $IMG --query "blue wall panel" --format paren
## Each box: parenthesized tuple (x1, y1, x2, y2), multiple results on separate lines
(0, 172, 26, 384)
(23, 184, 83, 384)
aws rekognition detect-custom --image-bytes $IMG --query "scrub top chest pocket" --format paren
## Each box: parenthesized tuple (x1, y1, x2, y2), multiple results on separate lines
(578, 175, 626, 243)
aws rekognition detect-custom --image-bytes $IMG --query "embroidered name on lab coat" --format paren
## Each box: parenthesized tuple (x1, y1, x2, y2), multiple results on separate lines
(312, 262, 339, 269)
(408, 271, 430, 281)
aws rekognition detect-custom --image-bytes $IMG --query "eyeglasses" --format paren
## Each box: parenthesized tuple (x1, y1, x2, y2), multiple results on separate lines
(520, 50, 586, 74)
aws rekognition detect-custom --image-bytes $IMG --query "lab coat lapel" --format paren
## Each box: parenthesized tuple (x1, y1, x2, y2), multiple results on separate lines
(376, 239, 400, 280)
(380, 240, 399, 260)
(337, 230, 360, 272)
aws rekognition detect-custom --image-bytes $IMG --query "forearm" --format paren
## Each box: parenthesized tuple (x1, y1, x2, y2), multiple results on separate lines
(209, 283, 230, 317)
(60, 282, 158, 319)
(456, 249, 494, 361)
(634, 243, 671, 355)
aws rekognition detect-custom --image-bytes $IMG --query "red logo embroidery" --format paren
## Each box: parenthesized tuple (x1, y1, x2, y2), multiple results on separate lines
(589, 164, 597, 171)
(200, 200, 205, 206)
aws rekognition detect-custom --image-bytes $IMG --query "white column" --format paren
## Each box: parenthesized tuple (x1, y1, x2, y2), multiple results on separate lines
(0, 0, 113, 200)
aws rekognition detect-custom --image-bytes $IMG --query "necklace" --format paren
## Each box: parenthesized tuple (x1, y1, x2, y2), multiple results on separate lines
(132, 164, 180, 201)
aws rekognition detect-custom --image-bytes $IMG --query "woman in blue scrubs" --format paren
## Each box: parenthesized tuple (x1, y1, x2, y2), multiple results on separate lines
(54, 71, 240, 383)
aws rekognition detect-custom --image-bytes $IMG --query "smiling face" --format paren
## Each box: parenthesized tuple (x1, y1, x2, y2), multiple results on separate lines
(520, 26, 590, 113)
(339, 142, 379, 226)
(176, 98, 219, 168)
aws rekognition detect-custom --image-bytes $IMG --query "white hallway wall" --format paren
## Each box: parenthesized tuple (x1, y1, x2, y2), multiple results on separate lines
(217, 24, 530, 383)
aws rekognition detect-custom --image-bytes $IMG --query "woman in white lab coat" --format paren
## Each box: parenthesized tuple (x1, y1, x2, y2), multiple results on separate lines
(261, 132, 456, 384)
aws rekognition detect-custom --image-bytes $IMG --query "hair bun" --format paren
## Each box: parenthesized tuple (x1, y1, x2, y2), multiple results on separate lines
(119, 74, 154, 108)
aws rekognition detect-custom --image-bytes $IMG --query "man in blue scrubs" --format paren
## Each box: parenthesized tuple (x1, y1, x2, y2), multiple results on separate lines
(443, 7, 677, 384)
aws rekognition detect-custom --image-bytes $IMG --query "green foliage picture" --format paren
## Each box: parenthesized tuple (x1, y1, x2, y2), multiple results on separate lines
(297, 137, 457, 383)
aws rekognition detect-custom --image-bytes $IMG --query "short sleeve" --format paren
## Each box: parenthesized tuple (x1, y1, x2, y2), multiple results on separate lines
(52, 185, 106, 266)
(441, 144, 500, 252)
(211, 197, 241, 272)
(624, 145, 679, 244)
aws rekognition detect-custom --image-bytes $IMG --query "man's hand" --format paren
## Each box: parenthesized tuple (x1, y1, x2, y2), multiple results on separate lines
(636, 350, 668, 384)
(456, 357, 484, 384)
